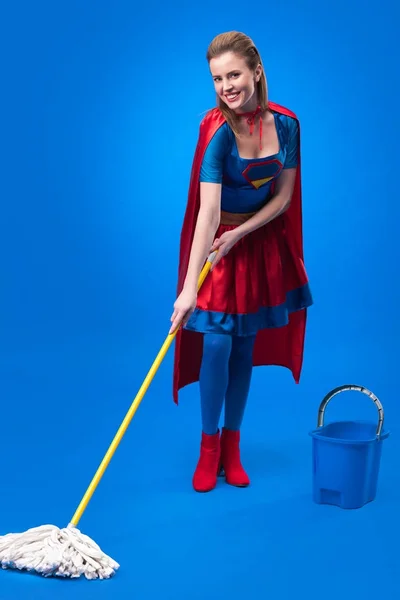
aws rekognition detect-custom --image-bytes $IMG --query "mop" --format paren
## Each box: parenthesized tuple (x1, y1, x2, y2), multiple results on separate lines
(0, 251, 218, 580)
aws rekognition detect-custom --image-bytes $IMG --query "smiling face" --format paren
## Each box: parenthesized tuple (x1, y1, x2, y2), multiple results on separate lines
(209, 51, 262, 114)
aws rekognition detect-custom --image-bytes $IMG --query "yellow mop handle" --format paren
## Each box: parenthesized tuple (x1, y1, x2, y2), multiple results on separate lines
(69, 250, 218, 527)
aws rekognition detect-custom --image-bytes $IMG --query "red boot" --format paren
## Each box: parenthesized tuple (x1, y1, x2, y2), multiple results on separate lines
(220, 428, 250, 487)
(192, 431, 221, 492)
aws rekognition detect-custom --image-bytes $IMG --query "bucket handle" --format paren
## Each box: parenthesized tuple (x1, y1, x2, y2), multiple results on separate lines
(317, 384, 384, 438)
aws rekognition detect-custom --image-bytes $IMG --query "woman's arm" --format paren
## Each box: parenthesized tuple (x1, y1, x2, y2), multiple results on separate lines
(169, 182, 221, 333)
(234, 167, 297, 240)
(183, 182, 221, 292)
(169, 124, 228, 333)
(209, 168, 297, 268)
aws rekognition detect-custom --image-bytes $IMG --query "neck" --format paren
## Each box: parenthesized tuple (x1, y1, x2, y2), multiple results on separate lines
(233, 101, 265, 151)
(235, 103, 263, 117)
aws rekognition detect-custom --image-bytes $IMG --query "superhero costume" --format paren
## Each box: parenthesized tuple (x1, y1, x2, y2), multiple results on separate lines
(173, 102, 313, 407)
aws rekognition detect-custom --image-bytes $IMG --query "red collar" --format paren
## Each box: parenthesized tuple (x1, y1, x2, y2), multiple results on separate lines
(236, 105, 264, 150)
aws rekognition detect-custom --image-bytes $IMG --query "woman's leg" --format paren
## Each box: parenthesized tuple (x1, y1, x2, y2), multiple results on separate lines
(200, 333, 232, 434)
(224, 334, 256, 430)
(221, 334, 256, 487)
(192, 332, 232, 492)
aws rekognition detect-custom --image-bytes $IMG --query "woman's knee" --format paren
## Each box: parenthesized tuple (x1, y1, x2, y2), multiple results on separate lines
(231, 335, 256, 362)
(202, 333, 232, 364)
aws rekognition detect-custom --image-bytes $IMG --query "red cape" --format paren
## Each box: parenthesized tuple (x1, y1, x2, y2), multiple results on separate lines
(172, 102, 308, 404)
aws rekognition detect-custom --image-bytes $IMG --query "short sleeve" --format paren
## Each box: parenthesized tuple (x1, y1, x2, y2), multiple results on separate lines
(284, 117, 300, 169)
(199, 123, 230, 183)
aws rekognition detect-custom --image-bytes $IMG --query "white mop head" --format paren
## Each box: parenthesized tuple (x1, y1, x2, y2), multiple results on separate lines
(0, 523, 119, 579)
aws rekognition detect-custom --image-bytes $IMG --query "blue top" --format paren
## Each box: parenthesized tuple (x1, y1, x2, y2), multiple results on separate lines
(200, 111, 299, 213)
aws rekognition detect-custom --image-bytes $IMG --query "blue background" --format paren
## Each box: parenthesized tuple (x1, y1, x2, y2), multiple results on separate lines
(1, 0, 399, 598)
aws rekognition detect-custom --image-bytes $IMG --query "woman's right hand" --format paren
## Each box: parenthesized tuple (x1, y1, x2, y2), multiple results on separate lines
(169, 287, 197, 334)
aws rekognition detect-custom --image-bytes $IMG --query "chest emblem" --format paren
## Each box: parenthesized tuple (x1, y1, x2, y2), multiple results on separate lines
(242, 158, 283, 190)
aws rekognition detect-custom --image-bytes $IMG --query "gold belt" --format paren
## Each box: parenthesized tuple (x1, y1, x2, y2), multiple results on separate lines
(220, 210, 256, 225)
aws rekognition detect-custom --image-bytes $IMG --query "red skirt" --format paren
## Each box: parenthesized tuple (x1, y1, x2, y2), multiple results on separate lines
(184, 216, 313, 337)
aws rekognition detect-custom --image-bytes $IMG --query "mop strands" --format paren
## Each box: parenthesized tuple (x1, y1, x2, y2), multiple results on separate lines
(0, 524, 118, 579)
(0, 251, 218, 580)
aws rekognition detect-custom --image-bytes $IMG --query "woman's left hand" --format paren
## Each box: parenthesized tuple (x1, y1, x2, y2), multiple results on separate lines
(210, 230, 240, 270)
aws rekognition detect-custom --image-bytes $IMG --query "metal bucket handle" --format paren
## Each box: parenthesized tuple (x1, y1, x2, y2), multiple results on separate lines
(317, 384, 384, 438)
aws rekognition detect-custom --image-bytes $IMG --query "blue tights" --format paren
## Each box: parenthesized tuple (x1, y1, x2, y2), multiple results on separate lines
(199, 333, 256, 435)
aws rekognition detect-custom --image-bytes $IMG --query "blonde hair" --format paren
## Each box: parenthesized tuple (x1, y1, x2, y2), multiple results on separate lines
(206, 31, 268, 135)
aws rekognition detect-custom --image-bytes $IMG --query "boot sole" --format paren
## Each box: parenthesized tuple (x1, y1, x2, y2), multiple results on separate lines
(219, 466, 249, 487)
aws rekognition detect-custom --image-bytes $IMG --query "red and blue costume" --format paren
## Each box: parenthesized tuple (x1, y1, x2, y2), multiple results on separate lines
(172, 102, 313, 491)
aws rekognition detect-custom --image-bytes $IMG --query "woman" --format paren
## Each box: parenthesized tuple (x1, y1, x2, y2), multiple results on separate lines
(170, 31, 313, 493)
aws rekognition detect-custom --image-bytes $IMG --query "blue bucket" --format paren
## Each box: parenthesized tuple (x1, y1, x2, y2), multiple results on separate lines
(309, 385, 390, 509)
